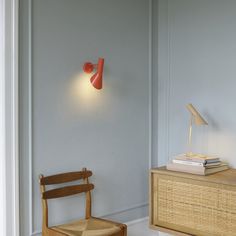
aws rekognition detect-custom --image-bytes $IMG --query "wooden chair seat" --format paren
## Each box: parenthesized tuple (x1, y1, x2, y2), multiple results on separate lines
(51, 217, 124, 236)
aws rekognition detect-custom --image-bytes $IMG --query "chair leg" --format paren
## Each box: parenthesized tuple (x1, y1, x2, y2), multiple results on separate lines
(123, 224, 127, 236)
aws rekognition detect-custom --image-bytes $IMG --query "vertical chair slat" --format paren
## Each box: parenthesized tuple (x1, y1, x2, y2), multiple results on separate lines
(83, 167, 92, 219)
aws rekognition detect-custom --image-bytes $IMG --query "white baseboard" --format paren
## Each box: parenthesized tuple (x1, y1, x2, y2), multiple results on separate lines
(126, 216, 149, 226)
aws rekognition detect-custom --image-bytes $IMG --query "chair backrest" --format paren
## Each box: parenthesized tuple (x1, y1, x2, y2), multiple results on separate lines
(39, 168, 94, 228)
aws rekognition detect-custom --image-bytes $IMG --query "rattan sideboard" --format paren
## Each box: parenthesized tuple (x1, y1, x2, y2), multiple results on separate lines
(149, 166, 236, 236)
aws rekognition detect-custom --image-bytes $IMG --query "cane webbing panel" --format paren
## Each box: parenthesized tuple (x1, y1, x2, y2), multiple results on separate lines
(153, 174, 236, 236)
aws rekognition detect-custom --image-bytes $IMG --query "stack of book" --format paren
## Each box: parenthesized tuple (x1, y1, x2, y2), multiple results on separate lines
(167, 154, 229, 175)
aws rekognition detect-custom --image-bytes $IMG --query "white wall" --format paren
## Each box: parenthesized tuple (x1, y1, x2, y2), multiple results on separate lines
(157, 0, 236, 167)
(2, 0, 19, 236)
(0, 0, 6, 235)
(20, 0, 151, 235)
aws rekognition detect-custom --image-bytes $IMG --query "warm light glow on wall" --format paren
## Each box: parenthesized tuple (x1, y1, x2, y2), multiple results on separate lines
(68, 72, 103, 110)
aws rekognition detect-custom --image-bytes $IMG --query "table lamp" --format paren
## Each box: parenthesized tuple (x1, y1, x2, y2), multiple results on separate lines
(186, 104, 208, 157)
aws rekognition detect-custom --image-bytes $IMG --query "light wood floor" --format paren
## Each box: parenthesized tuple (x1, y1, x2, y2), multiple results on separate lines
(127, 218, 172, 236)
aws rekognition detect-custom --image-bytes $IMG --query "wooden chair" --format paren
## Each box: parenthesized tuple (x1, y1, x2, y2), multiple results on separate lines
(39, 168, 127, 236)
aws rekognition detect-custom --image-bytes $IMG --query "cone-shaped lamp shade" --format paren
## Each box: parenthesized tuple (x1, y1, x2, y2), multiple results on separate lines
(90, 58, 104, 90)
(186, 104, 208, 125)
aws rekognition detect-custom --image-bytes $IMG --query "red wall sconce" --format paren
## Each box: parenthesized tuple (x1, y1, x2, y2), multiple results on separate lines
(83, 58, 104, 90)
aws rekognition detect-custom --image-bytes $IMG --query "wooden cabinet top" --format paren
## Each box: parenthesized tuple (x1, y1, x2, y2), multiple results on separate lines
(150, 166, 236, 186)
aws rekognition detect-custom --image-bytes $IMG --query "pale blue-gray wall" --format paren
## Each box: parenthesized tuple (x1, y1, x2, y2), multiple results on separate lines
(157, 0, 236, 167)
(20, 0, 151, 235)
(20, 0, 236, 235)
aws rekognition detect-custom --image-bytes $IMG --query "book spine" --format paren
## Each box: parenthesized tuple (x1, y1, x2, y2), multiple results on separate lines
(167, 163, 205, 175)
(174, 157, 206, 163)
(205, 162, 221, 167)
(172, 160, 204, 166)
